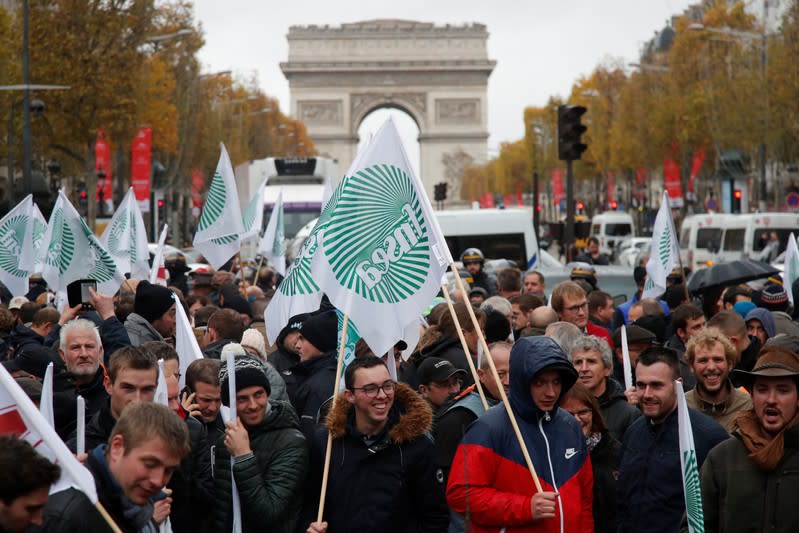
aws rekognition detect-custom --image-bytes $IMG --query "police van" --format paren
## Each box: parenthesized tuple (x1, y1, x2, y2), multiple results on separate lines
(288, 207, 540, 269)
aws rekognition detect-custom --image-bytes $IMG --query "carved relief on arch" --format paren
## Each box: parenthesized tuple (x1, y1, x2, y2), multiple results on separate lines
(298, 100, 343, 125)
(350, 92, 427, 131)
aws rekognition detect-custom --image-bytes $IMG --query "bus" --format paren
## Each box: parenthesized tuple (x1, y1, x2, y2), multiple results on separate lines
(237, 156, 339, 260)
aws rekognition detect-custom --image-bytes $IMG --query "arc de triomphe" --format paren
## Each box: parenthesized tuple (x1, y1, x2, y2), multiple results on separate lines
(280, 19, 495, 199)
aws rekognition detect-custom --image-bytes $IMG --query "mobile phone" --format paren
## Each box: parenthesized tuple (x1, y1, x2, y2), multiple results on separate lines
(67, 279, 97, 309)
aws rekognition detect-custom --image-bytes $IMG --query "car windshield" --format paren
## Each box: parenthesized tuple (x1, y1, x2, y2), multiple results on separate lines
(606, 223, 632, 236)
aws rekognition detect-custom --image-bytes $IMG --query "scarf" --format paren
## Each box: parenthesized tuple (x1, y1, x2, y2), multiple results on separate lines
(734, 409, 799, 471)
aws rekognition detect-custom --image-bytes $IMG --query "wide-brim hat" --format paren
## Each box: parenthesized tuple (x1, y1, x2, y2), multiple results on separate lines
(733, 348, 799, 391)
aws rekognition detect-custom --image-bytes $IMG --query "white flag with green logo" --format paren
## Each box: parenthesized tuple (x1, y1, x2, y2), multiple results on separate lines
(175, 292, 203, 389)
(99, 187, 149, 279)
(677, 380, 705, 533)
(259, 188, 286, 276)
(193, 143, 244, 269)
(783, 233, 799, 306)
(21, 200, 48, 275)
(314, 118, 453, 356)
(263, 145, 371, 346)
(37, 189, 125, 295)
(0, 195, 39, 296)
(241, 178, 268, 240)
(643, 191, 679, 299)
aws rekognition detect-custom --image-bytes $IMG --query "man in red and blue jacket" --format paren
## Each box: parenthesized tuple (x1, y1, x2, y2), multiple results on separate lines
(446, 336, 594, 532)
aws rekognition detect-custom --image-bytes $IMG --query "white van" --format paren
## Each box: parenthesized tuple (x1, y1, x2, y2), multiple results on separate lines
(590, 213, 635, 256)
(679, 213, 730, 271)
(434, 208, 540, 269)
(716, 213, 799, 264)
(287, 207, 540, 270)
(680, 212, 799, 270)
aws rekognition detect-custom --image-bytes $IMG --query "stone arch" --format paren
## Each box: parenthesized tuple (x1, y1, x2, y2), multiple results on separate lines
(281, 19, 495, 200)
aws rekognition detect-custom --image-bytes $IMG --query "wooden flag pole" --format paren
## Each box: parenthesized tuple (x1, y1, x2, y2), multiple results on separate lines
(449, 265, 544, 493)
(440, 284, 489, 410)
(316, 313, 349, 523)
(252, 255, 266, 287)
(95, 502, 123, 533)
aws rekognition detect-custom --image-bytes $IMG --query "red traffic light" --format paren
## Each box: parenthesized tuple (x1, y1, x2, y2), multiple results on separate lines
(79, 191, 87, 199)
(576, 201, 584, 210)
(733, 189, 742, 199)
(157, 199, 165, 208)
(610, 201, 618, 210)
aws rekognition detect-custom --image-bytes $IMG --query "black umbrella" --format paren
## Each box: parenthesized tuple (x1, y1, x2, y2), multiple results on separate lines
(687, 260, 780, 293)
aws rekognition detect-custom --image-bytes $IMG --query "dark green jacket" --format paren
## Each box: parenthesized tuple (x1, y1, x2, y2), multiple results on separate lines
(700, 423, 799, 533)
(211, 400, 308, 533)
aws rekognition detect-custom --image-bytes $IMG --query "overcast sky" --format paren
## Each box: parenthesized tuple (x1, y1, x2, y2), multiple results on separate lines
(191, 0, 694, 164)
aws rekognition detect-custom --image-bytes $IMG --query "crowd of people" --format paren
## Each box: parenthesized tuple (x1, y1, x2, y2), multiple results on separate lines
(3, 247, 799, 533)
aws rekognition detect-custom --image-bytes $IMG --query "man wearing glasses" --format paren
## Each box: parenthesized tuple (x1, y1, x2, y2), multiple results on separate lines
(552, 281, 614, 350)
(304, 356, 449, 533)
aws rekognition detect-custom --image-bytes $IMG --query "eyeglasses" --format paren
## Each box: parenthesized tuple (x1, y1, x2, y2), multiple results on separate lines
(564, 301, 588, 314)
(567, 408, 593, 420)
(351, 380, 396, 398)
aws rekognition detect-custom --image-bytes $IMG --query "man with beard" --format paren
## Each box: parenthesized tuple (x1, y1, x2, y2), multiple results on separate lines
(212, 355, 308, 533)
(617, 347, 727, 533)
(0, 437, 61, 533)
(700, 346, 799, 532)
(685, 328, 752, 433)
(57, 319, 108, 417)
(569, 335, 640, 441)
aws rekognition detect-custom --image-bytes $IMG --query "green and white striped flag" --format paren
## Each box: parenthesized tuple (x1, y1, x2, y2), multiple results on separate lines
(241, 178, 268, 240)
(0, 195, 38, 296)
(677, 380, 705, 533)
(21, 200, 47, 276)
(643, 192, 679, 299)
(37, 190, 125, 296)
(100, 187, 149, 279)
(314, 118, 452, 356)
(193, 143, 244, 269)
(783, 233, 799, 306)
(259, 188, 286, 276)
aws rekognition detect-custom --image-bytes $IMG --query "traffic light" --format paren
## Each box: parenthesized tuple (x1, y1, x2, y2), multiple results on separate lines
(434, 182, 448, 202)
(557, 105, 588, 161)
(732, 189, 742, 213)
(77, 181, 88, 216)
(610, 201, 618, 210)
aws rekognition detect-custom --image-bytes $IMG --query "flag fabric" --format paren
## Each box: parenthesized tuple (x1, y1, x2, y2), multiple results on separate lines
(150, 225, 169, 286)
(154, 359, 168, 407)
(38, 190, 125, 295)
(336, 310, 361, 391)
(676, 380, 705, 533)
(99, 187, 149, 279)
(175, 293, 203, 390)
(241, 178, 268, 240)
(76, 396, 86, 456)
(225, 353, 243, 533)
(0, 362, 98, 500)
(0, 195, 38, 296)
(24, 202, 48, 274)
(40, 362, 55, 428)
(263, 142, 369, 345)
(322, 175, 335, 209)
(314, 118, 453, 356)
(193, 143, 245, 269)
(643, 192, 680, 299)
(259, 189, 286, 276)
(784, 233, 799, 306)
(620, 325, 634, 391)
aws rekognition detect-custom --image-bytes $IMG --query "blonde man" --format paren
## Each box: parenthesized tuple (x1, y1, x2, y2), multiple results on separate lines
(685, 328, 752, 433)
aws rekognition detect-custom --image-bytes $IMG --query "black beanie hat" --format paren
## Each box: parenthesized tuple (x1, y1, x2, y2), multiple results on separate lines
(298, 310, 338, 353)
(135, 280, 174, 323)
(218, 351, 272, 406)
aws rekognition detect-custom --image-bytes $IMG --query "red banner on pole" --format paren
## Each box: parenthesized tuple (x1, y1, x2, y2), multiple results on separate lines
(131, 127, 152, 212)
(94, 129, 113, 208)
(552, 168, 565, 205)
(663, 158, 683, 206)
(688, 149, 705, 195)
(191, 169, 204, 209)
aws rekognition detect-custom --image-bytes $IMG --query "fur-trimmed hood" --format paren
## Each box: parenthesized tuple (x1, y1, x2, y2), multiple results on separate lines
(326, 382, 432, 444)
